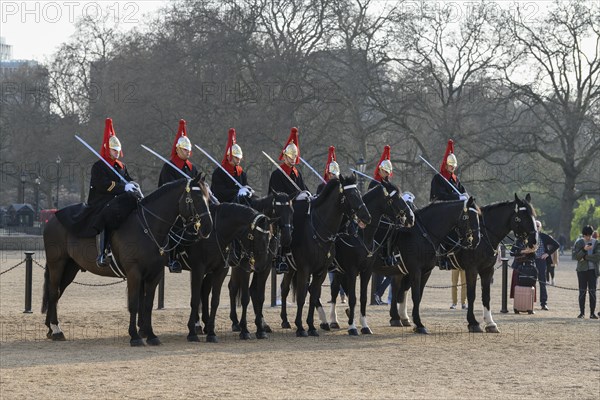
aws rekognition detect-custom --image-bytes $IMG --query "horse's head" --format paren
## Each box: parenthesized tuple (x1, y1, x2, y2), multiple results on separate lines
(340, 173, 371, 227)
(268, 191, 293, 247)
(511, 193, 538, 249)
(380, 179, 415, 227)
(455, 196, 481, 249)
(181, 174, 213, 239)
(239, 212, 273, 272)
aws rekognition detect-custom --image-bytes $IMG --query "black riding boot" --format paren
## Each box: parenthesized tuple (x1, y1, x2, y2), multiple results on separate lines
(167, 251, 182, 273)
(385, 239, 396, 267)
(438, 257, 450, 270)
(275, 253, 289, 274)
(96, 230, 112, 268)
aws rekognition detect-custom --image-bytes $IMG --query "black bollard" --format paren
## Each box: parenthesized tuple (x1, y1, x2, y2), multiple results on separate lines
(500, 244, 509, 313)
(157, 271, 165, 310)
(24, 252, 34, 314)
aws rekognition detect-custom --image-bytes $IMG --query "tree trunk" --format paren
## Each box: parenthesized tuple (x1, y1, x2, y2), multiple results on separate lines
(558, 173, 576, 242)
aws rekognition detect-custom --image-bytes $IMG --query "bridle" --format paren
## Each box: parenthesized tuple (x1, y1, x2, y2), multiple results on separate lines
(232, 213, 272, 270)
(138, 179, 212, 256)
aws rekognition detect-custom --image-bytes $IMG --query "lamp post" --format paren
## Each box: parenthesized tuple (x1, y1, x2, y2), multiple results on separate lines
(55, 155, 61, 208)
(20, 173, 27, 204)
(356, 156, 366, 192)
(34, 177, 41, 219)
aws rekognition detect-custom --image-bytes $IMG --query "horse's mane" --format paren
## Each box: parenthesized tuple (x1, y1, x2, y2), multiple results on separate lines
(418, 199, 464, 214)
(216, 202, 257, 221)
(483, 199, 536, 217)
(363, 183, 383, 203)
(311, 178, 341, 207)
(252, 191, 290, 211)
(140, 178, 186, 205)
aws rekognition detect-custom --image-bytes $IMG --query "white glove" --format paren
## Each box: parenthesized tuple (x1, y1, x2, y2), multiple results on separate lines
(402, 192, 415, 203)
(295, 190, 312, 201)
(237, 187, 250, 197)
(459, 194, 468, 201)
(125, 183, 136, 192)
(244, 185, 255, 196)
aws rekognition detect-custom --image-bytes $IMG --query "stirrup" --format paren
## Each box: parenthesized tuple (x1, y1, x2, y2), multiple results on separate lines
(168, 259, 182, 273)
(96, 253, 112, 268)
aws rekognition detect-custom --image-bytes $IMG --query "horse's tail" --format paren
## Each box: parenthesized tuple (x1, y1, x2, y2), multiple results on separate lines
(41, 265, 49, 314)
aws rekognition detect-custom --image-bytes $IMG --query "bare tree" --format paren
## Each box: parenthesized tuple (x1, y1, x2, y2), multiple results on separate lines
(501, 0, 600, 236)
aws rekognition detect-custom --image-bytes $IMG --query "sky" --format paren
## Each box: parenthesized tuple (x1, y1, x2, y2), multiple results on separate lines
(1, 0, 168, 61)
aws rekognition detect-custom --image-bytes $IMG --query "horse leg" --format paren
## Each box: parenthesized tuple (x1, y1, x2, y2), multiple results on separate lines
(358, 269, 372, 335)
(280, 271, 292, 329)
(238, 273, 252, 340)
(345, 272, 359, 336)
(140, 275, 162, 345)
(328, 272, 341, 330)
(307, 273, 325, 336)
(411, 273, 428, 334)
(228, 272, 241, 332)
(43, 259, 77, 341)
(187, 268, 205, 342)
(481, 268, 499, 333)
(206, 269, 227, 343)
(465, 269, 483, 333)
(137, 280, 146, 337)
(250, 268, 270, 339)
(390, 276, 405, 326)
(294, 272, 309, 337)
(127, 275, 144, 346)
(200, 275, 211, 335)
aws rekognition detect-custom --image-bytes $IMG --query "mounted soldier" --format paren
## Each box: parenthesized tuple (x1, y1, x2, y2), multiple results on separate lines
(430, 139, 469, 270)
(55, 118, 140, 268)
(269, 127, 308, 198)
(211, 128, 254, 204)
(157, 119, 199, 272)
(211, 128, 255, 268)
(316, 146, 340, 194)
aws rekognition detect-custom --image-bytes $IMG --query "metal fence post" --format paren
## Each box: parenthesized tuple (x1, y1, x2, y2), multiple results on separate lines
(157, 271, 165, 310)
(24, 252, 34, 313)
(500, 244, 509, 313)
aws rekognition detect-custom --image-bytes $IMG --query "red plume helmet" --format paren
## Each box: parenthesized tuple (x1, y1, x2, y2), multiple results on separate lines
(373, 145, 392, 182)
(170, 119, 193, 169)
(278, 127, 300, 165)
(440, 139, 456, 180)
(100, 118, 123, 167)
(323, 146, 338, 182)
(171, 119, 191, 159)
(221, 128, 243, 175)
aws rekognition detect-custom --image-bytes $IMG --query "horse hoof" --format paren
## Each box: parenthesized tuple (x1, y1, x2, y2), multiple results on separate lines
(485, 325, 500, 333)
(361, 327, 373, 335)
(138, 330, 148, 339)
(282, 321, 291, 329)
(130, 338, 145, 347)
(146, 337, 161, 346)
(468, 325, 484, 333)
(308, 329, 319, 337)
(329, 322, 340, 330)
(256, 332, 269, 340)
(232, 323, 241, 332)
(320, 323, 331, 331)
(194, 326, 204, 335)
(400, 319, 412, 327)
(390, 320, 401, 327)
(344, 308, 350, 319)
(187, 335, 200, 342)
(348, 328, 359, 336)
(263, 324, 273, 333)
(51, 332, 66, 341)
(239, 332, 251, 340)
(413, 326, 429, 334)
(296, 329, 308, 337)
(206, 335, 219, 343)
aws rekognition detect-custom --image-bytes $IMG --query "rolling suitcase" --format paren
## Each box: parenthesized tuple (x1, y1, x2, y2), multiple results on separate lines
(513, 285, 535, 314)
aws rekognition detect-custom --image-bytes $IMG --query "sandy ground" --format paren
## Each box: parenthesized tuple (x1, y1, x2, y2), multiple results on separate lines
(1, 251, 599, 399)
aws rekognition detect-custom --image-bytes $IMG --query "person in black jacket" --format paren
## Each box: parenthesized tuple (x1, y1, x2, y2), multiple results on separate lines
(316, 145, 340, 195)
(89, 118, 139, 268)
(430, 139, 468, 202)
(534, 220, 560, 311)
(158, 119, 199, 272)
(158, 119, 198, 187)
(268, 127, 308, 198)
(211, 128, 253, 204)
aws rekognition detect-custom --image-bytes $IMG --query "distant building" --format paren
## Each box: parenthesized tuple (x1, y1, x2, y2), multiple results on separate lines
(0, 36, 12, 61)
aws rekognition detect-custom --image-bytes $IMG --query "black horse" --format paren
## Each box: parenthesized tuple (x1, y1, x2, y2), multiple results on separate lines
(324, 179, 415, 335)
(228, 192, 294, 340)
(280, 174, 372, 337)
(42, 176, 213, 346)
(381, 198, 481, 334)
(184, 202, 273, 343)
(448, 193, 538, 333)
